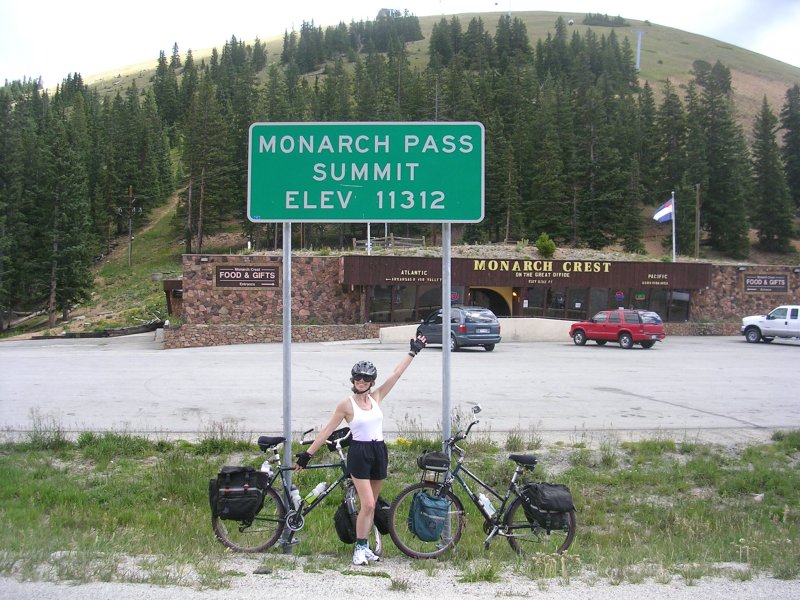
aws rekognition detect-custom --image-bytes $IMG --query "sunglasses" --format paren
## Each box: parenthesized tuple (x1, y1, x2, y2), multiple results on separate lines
(352, 374, 375, 382)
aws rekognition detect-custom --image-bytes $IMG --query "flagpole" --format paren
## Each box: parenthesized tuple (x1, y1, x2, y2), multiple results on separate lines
(671, 191, 676, 262)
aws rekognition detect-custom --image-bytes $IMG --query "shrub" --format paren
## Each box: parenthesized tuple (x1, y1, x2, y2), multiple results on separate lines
(535, 233, 556, 258)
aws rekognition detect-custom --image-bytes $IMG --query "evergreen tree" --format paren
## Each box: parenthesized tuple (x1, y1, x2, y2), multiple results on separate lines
(179, 50, 199, 122)
(750, 97, 794, 251)
(428, 18, 454, 68)
(182, 73, 229, 253)
(152, 50, 180, 131)
(636, 81, 659, 200)
(41, 117, 93, 326)
(0, 90, 12, 330)
(690, 61, 750, 257)
(252, 37, 268, 72)
(780, 84, 800, 210)
(170, 43, 182, 70)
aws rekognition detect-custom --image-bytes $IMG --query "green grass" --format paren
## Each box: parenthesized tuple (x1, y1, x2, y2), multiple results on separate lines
(90, 206, 182, 329)
(1, 425, 798, 588)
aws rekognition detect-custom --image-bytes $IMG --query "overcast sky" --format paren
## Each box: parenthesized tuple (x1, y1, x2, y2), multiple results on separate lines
(2, 1, 799, 88)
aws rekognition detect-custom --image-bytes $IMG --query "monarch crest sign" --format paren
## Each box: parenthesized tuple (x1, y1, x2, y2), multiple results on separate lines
(247, 122, 484, 223)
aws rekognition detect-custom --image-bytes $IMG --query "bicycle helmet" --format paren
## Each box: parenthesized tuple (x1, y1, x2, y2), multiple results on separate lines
(351, 360, 377, 381)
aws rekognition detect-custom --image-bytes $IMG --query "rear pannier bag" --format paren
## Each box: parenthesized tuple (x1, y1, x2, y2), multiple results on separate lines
(521, 482, 574, 532)
(209, 466, 268, 522)
(407, 491, 450, 542)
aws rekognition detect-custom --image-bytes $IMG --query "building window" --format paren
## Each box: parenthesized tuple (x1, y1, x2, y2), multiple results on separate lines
(545, 288, 566, 318)
(590, 288, 610, 315)
(370, 285, 392, 322)
(669, 290, 691, 322)
(523, 287, 546, 317)
(566, 288, 588, 321)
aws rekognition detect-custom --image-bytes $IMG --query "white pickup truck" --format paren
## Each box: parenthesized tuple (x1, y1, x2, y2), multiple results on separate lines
(741, 305, 800, 343)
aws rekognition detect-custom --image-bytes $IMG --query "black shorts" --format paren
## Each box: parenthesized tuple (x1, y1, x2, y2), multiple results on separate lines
(347, 440, 388, 480)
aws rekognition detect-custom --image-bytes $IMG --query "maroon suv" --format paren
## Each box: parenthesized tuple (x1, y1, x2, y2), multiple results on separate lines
(569, 310, 666, 349)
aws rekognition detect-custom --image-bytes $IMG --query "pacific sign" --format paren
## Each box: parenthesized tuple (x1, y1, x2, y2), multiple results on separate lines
(247, 122, 484, 223)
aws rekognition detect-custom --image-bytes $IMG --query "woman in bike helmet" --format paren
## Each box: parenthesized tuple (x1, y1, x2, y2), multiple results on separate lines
(295, 334, 427, 566)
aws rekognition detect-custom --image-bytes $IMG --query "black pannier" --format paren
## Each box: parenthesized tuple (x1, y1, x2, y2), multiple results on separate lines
(209, 466, 269, 523)
(521, 483, 575, 532)
(333, 500, 357, 544)
(333, 495, 391, 543)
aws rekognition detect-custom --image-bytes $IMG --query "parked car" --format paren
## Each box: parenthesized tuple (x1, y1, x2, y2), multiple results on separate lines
(741, 305, 800, 343)
(569, 309, 666, 349)
(416, 306, 501, 351)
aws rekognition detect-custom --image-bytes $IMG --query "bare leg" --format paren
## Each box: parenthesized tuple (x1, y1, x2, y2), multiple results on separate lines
(351, 477, 383, 538)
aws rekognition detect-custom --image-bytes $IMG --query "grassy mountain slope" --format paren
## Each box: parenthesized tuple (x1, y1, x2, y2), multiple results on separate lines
(85, 10, 800, 134)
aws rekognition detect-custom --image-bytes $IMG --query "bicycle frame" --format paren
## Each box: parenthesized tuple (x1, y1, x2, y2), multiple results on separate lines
(276, 461, 350, 524)
(387, 404, 576, 558)
(441, 446, 529, 544)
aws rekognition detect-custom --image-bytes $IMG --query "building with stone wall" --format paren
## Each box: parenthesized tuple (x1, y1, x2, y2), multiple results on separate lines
(163, 253, 799, 348)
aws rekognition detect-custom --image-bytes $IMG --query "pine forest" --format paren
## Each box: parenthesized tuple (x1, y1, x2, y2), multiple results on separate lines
(1, 12, 799, 331)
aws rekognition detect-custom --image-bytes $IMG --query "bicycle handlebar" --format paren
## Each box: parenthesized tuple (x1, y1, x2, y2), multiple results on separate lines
(446, 418, 480, 449)
(299, 427, 352, 451)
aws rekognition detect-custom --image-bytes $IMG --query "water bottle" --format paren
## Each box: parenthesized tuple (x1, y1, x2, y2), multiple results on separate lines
(304, 481, 326, 502)
(478, 493, 496, 517)
(260, 460, 273, 477)
(289, 485, 301, 510)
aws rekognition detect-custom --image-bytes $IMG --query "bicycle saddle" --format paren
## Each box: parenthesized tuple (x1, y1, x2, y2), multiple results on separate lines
(258, 436, 286, 451)
(508, 454, 538, 467)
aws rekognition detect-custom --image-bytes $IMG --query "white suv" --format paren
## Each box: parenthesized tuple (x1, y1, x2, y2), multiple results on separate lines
(741, 305, 800, 343)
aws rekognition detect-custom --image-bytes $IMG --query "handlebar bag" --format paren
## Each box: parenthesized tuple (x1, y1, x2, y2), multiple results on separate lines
(209, 466, 268, 522)
(407, 490, 449, 542)
(416, 450, 450, 472)
(325, 427, 352, 451)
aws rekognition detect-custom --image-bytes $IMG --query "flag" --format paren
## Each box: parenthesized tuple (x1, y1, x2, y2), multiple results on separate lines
(653, 199, 673, 223)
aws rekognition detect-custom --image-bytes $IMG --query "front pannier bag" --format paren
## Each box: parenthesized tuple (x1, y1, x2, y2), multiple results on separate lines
(407, 491, 450, 542)
(333, 495, 391, 543)
(209, 466, 268, 523)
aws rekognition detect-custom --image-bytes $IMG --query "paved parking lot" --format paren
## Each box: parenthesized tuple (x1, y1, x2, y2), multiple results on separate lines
(1, 333, 798, 445)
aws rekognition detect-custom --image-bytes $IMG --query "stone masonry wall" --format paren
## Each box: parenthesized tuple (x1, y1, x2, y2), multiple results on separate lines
(164, 254, 371, 349)
(690, 264, 799, 323)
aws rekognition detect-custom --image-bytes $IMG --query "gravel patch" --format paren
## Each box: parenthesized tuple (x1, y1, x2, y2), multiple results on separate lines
(3, 556, 799, 600)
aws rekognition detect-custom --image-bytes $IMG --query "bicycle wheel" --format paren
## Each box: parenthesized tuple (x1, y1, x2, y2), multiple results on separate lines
(504, 496, 576, 555)
(388, 482, 465, 559)
(212, 486, 286, 552)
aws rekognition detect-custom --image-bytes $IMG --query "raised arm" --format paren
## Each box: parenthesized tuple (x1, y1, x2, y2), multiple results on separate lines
(371, 335, 426, 403)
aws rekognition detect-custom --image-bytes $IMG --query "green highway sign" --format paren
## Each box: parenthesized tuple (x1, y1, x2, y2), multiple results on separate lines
(247, 122, 484, 223)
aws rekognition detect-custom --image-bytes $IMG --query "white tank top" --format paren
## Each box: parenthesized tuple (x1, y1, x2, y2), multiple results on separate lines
(348, 395, 383, 441)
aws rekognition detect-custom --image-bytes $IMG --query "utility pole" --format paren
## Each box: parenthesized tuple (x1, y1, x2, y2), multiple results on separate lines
(117, 186, 143, 267)
(695, 183, 701, 259)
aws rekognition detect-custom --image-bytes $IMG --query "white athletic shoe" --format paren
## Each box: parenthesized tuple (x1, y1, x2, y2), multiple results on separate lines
(363, 546, 380, 562)
(352, 545, 369, 566)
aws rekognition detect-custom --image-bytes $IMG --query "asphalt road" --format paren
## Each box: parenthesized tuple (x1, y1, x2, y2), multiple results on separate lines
(1, 333, 798, 445)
